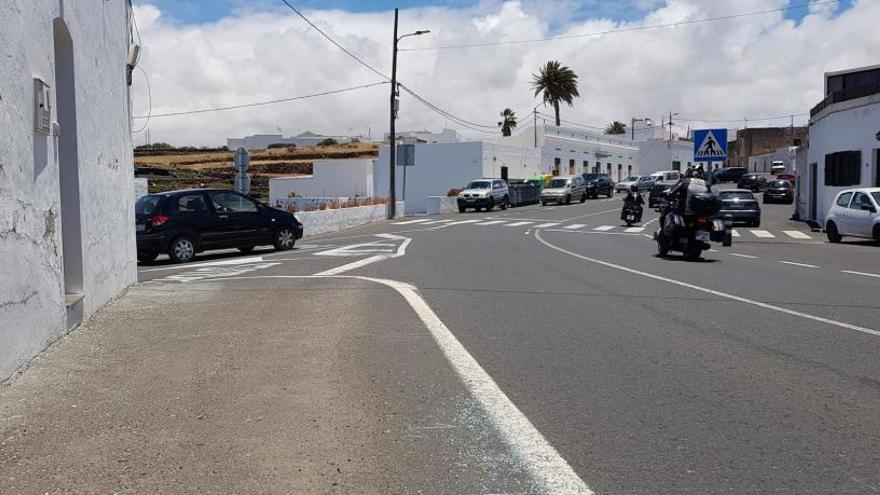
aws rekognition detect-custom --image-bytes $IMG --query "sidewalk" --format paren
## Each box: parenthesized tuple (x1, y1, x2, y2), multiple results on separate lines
(0, 276, 532, 493)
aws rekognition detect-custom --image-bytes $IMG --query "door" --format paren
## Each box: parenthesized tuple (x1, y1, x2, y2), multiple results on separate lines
(832, 191, 854, 234)
(169, 193, 217, 246)
(500, 166, 509, 182)
(848, 192, 876, 237)
(208, 191, 266, 245)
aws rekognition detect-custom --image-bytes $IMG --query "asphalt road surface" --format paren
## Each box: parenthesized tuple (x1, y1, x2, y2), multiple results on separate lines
(3, 194, 879, 494)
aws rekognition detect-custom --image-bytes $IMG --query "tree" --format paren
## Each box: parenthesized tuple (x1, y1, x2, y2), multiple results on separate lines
(531, 60, 580, 127)
(317, 138, 338, 147)
(498, 108, 518, 137)
(605, 121, 627, 135)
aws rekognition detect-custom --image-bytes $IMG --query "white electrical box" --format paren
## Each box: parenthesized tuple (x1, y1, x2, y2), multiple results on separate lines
(34, 78, 52, 135)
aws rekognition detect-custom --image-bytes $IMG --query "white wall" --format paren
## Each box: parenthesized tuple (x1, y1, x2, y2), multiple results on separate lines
(269, 159, 374, 202)
(805, 94, 880, 226)
(0, 0, 136, 380)
(638, 139, 724, 176)
(540, 125, 639, 181)
(749, 147, 797, 174)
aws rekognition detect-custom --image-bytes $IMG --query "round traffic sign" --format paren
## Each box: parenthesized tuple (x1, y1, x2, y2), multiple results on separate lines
(233, 147, 250, 172)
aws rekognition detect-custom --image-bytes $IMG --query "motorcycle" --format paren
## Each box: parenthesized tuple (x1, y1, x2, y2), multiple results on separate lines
(654, 193, 725, 260)
(621, 204, 643, 226)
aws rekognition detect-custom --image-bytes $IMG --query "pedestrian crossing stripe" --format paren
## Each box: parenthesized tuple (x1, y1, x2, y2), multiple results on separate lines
(784, 231, 811, 239)
(751, 230, 775, 238)
(505, 221, 533, 227)
(564, 224, 587, 230)
(731, 229, 741, 237)
(475, 220, 506, 226)
(624, 227, 645, 233)
(593, 225, 614, 231)
(534, 223, 560, 229)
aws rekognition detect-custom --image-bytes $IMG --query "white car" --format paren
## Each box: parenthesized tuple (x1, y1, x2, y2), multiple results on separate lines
(457, 179, 509, 212)
(825, 187, 880, 244)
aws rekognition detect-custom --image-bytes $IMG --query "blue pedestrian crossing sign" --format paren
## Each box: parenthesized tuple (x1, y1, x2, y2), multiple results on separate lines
(693, 129, 728, 162)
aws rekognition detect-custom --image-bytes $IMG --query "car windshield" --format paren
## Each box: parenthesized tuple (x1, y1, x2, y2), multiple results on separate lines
(638, 176, 652, 181)
(622, 176, 638, 182)
(548, 179, 570, 188)
(466, 181, 491, 189)
(769, 181, 791, 188)
(582, 174, 600, 181)
(719, 191, 755, 200)
(135, 195, 161, 215)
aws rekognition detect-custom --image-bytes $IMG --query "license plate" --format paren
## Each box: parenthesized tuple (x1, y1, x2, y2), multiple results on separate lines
(627, 215, 635, 220)
(136, 224, 146, 232)
(695, 230, 710, 241)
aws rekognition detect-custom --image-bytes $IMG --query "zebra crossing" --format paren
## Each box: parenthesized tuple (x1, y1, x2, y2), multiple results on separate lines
(391, 218, 817, 240)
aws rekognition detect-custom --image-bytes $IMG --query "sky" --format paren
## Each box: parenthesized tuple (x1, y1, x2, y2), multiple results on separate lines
(130, 0, 874, 146)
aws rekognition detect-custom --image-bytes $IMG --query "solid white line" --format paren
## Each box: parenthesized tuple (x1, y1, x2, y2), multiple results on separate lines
(139, 256, 265, 273)
(506, 221, 534, 227)
(624, 227, 644, 233)
(778, 261, 819, 269)
(751, 229, 775, 238)
(202, 274, 592, 494)
(393, 219, 430, 225)
(421, 219, 454, 225)
(476, 220, 507, 226)
(730, 253, 758, 259)
(534, 231, 880, 338)
(731, 229, 741, 237)
(446, 219, 481, 226)
(534, 223, 561, 229)
(592, 225, 614, 232)
(841, 270, 880, 279)
(314, 234, 410, 276)
(564, 224, 587, 230)
(784, 230, 812, 239)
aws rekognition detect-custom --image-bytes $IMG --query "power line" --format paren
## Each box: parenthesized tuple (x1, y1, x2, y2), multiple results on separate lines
(279, 0, 390, 80)
(398, 84, 499, 131)
(132, 66, 152, 133)
(132, 82, 389, 119)
(400, 0, 839, 52)
(676, 112, 810, 123)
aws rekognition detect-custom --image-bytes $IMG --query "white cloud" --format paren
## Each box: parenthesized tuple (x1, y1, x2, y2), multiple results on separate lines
(131, 0, 880, 146)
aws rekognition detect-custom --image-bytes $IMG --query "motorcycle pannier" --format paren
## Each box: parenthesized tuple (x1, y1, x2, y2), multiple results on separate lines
(688, 193, 722, 216)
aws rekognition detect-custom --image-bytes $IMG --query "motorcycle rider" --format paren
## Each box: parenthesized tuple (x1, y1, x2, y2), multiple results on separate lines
(621, 184, 645, 222)
(659, 176, 712, 229)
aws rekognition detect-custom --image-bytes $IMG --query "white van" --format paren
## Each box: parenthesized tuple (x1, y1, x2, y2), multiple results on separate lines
(649, 170, 681, 186)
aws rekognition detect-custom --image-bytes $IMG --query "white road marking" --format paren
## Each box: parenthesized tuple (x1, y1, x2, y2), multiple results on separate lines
(731, 229, 741, 237)
(314, 234, 411, 276)
(393, 219, 431, 225)
(534, 223, 561, 229)
(751, 230, 775, 238)
(564, 224, 587, 230)
(841, 270, 880, 279)
(316, 241, 398, 258)
(506, 221, 534, 227)
(476, 220, 507, 226)
(139, 256, 265, 273)
(421, 219, 454, 225)
(445, 219, 481, 226)
(778, 261, 819, 269)
(535, 231, 880, 338)
(624, 227, 645, 233)
(202, 274, 592, 494)
(593, 225, 615, 231)
(730, 253, 758, 259)
(783, 231, 812, 239)
(161, 262, 279, 282)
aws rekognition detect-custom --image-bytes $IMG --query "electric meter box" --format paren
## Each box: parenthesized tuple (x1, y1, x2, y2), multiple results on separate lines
(34, 78, 51, 135)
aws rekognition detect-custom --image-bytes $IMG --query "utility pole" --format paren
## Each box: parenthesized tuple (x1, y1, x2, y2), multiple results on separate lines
(790, 114, 794, 146)
(388, 8, 399, 220)
(668, 111, 673, 143)
(631, 117, 635, 140)
(534, 107, 538, 147)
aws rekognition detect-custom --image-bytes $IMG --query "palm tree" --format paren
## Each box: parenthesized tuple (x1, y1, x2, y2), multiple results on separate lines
(498, 108, 518, 137)
(605, 121, 627, 135)
(531, 60, 580, 126)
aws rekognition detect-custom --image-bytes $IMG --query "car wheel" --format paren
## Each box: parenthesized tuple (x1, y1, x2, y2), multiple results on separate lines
(168, 236, 196, 263)
(458, 206, 466, 213)
(873, 224, 880, 245)
(541, 200, 547, 206)
(137, 251, 158, 263)
(273, 226, 296, 251)
(579, 194, 586, 203)
(238, 246, 255, 254)
(565, 194, 571, 205)
(826, 221, 842, 243)
(500, 196, 509, 210)
(485, 198, 495, 212)
(607, 189, 613, 198)
(752, 219, 761, 228)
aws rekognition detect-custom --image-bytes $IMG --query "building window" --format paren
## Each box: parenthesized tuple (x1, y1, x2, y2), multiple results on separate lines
(672, 161, 681, 171)
(569, 159, 575, 175)
(824, 151, 861, 186)
(793, 139, 802, 147)
(553, 157, 561, 176)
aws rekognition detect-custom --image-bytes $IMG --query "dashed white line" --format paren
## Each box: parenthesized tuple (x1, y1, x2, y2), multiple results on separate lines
(506, 221, 534, 227)
(624, 227, 645, 233)
(564, 224, 587, 230)
(444, 219, 481, 226)
(784, 231, 812, 239)
(731, 229, 741, 237)
(393, 219, 430, 225)
(730, 253, 758, 259)
(475, 220, 507, 226)
(778, 261, 819, 269)
(841, 270, 880, 279)
(592, 225, 615, 231)
(534, 223, 561, 229)
(751, 230, 775, 238)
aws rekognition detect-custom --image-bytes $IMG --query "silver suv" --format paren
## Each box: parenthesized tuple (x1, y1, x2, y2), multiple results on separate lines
(457, 179, 509, 212)
(541, 176, 587, 205)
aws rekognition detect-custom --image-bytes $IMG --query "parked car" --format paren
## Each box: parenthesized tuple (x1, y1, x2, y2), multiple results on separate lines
(649, 170, 681, 187)
(737, 174, 769, 192)
(649, 184, 670, 210)
(713, 167, 748, 183)
(824, 188, 880, 244)
(616, 176, 639, 193)
(776, 173, 796, 185)
(763, 180, 794, 204)
(136, 189, 303, 263)
(457, 179, 509, 212)
(716, 189, 762, 227)
(581, 173, 614, 198)
(542, 176, 588, 205)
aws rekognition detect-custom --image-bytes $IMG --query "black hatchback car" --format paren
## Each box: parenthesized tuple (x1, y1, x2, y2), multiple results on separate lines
(737, 174, 769, 192)
(581, 173, 614, 198)
(712, 167, 748, 183)
(135, 189, 304, 263)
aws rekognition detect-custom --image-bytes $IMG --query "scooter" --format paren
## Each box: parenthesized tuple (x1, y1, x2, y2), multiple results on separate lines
(621, 205, 643, 227)
(654, 212, 725, 260)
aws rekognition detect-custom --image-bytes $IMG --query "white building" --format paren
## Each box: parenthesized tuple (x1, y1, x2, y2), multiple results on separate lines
(1, 1, 137, 380)
(748, 146, 799, 174)
(638, 139, 725, 176)
(269, 159, 375, 201)
(385, 128, 459, 144)
(801, 64, 880, 227)
(227, 131, 352, 150)
(374, 141, 541, 214)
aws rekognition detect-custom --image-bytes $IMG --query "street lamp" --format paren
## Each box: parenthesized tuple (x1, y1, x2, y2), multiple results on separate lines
(388, 9, 430, 219)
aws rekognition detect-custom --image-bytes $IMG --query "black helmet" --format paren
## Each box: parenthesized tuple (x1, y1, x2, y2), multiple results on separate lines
(630, 184, 639, 192)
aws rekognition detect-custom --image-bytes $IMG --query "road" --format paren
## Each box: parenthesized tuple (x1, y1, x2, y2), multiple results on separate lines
(3, 194, 880, 493)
